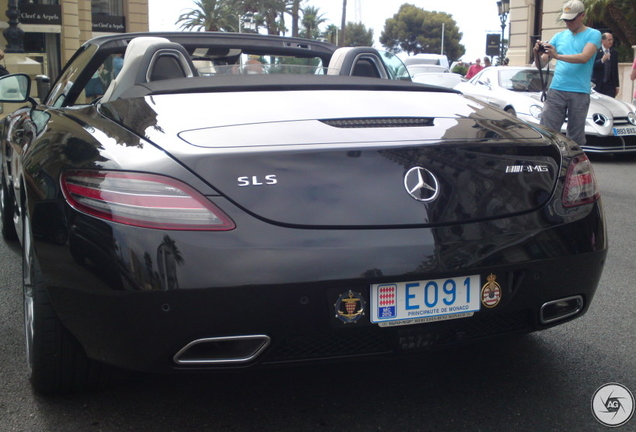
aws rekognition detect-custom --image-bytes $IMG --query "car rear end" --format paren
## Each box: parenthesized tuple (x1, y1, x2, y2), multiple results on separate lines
(33, 77, 607, 373)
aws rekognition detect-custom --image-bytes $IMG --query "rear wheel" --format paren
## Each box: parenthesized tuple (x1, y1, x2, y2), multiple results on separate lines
(0, 173, 17, 239)
(23, 212, 124, 394)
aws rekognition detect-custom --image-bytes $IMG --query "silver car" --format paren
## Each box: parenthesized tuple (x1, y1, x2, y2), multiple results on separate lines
(455, 66, 636, 157)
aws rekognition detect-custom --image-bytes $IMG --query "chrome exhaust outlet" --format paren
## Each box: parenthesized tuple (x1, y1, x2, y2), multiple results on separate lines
(174, 335, 271, 365)
(540, 295, 584, 324)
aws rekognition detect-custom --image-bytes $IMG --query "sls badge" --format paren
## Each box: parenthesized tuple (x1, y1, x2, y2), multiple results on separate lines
(481, 273, 502, 308)
(334, 290, 366, 324)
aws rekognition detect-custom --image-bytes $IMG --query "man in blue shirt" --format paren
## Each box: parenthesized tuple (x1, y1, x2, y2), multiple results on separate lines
(533, 0, 601, 146)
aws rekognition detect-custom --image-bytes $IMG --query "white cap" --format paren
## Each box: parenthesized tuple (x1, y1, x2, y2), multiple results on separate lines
(560, 0, 585, 20)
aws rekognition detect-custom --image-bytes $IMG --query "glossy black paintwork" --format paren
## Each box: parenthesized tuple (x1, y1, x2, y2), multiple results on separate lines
(97, 90, 563, 228)
(0, 34, 608, 374)
(11, 93, 606, 372)
(18, 97, 605, 294)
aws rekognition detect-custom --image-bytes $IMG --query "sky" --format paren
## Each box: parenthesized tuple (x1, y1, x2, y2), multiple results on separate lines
(147, 0, 508, 62)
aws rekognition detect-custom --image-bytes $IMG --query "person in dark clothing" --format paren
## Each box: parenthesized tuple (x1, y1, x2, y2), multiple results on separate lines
(592, 32, 619, 98)
(0, 50, 9, 76)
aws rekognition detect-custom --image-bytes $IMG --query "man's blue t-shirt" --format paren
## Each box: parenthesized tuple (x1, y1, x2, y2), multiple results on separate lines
(549, 27, 601, 94)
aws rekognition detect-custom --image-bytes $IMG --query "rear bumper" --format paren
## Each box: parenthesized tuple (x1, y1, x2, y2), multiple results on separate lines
(44, 245, 607, 373)
(35, 196, 607, 373)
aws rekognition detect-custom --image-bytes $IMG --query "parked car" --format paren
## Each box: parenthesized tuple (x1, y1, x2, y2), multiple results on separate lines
(405, 63, 464, 89)
(0, 32, 607, 394)
(406, 64, 450, 75)
(411, 72, 465, 88)
(402, 53, 450, 69)
(455, 66, 636, 156)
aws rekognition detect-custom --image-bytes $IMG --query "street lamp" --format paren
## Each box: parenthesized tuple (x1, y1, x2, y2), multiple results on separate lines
(497, 0, 510, 64)
(3, 0, 24, 52)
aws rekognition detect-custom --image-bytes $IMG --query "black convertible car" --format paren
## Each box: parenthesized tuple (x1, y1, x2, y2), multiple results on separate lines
(0, 32, 607, 394)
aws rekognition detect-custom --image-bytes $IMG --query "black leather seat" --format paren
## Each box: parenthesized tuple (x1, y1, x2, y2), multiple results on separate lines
(352, 59, 381, 78)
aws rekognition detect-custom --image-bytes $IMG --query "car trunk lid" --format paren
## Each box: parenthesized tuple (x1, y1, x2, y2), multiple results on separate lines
(104, 90, 561, 228)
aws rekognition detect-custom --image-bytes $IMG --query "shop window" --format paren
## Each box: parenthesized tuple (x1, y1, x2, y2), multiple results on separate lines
(18, 1, 60, 4)
(92, 0, 123, 15)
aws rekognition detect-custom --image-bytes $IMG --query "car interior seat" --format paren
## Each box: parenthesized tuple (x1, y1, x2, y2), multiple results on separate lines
(527, 78, 544, 92)
(101, 37, 197, 102)
(327, 47, 385, 78)
(145, 44, 198, 81)
(351, 59, 381, 78)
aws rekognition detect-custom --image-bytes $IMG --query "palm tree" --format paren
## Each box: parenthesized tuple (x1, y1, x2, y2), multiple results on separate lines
(301, 5, 327, 40)
(175, 0, 237, 31)
(323, 24, 339, 45)
(583, 0, 636, 48)
(243, 0, 288, 35)
(340, 0, 347, 46)
(291, 0, 302, 37)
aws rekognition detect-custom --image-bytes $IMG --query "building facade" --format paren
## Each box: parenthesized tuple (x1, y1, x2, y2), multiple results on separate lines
(0, 0, 148, 81)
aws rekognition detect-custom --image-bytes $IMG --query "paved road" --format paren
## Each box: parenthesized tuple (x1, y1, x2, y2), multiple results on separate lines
(0, 155, 634, 431)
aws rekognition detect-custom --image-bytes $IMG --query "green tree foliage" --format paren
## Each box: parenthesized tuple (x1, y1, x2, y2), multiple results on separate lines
(301, 5, 328, 39)
(323, 24, 340, 45)
(379, 3, 465, 61)
(176, 0, 293, 35)
(452, 63, 468, 76)
(257, 0, 290, 35)
(583, 0, 636, 61)
(344, 22, 374, 47)
(176, 0, 238, 31)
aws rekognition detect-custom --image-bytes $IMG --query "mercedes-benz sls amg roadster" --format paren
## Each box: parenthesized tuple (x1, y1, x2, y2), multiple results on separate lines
(0, 32, 607, 394)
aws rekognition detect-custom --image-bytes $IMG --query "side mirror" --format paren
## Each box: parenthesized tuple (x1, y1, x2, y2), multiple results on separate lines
(0, 73, 31, 103)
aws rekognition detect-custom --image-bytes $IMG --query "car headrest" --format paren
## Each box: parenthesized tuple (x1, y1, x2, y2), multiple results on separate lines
(101, 37, 197, 102)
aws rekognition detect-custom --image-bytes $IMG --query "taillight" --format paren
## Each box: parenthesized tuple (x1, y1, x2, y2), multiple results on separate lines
(61, 170, 235, 230)
(562, 155, 600, 207)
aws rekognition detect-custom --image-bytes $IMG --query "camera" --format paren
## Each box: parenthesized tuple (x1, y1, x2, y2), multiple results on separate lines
(537, 42, 548, 53)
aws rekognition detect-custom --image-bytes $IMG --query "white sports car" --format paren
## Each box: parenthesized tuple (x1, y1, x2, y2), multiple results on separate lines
(455, 66, 636, 157)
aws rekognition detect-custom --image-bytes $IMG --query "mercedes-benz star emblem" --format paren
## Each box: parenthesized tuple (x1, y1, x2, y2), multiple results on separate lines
(404, 167, 439, 202)
(592, 113, 608, 127)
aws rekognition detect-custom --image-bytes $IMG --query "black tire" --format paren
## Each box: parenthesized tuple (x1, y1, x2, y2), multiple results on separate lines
(613, 152, 636, 161)
(23, 212, 125, 394)
(0, 174, 17, 239)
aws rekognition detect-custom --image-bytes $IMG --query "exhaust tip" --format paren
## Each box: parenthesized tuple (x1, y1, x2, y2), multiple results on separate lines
(174, 335, 271, 365)
(540, 295, 584, 324)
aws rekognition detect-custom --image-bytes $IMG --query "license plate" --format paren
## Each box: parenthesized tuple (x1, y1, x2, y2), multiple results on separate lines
(613, 127, 636, 136)
(371, 275, 481, 327)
